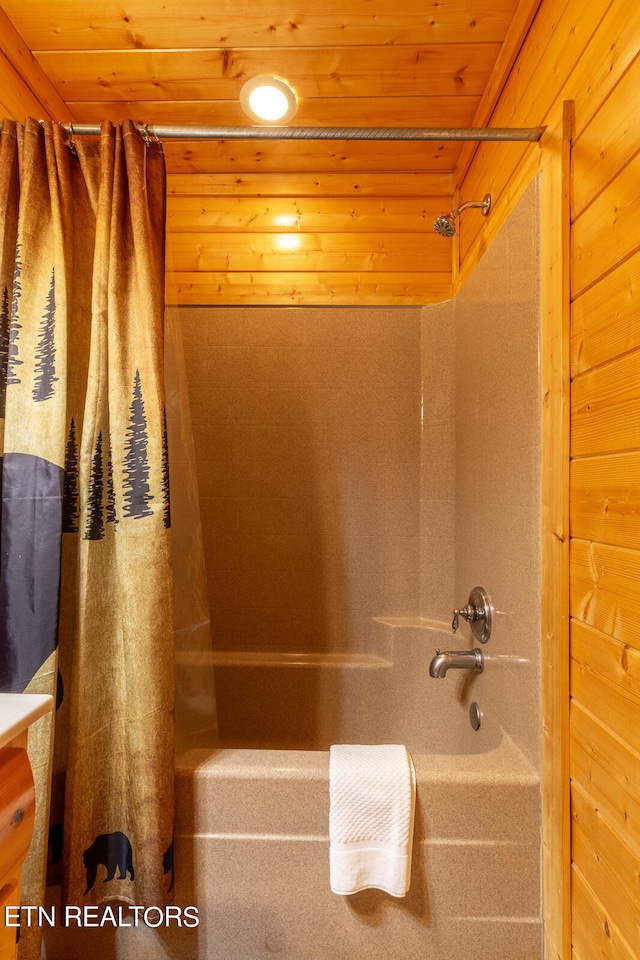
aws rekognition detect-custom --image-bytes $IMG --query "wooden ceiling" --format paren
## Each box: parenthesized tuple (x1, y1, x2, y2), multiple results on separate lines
(0, 1, 539, 305)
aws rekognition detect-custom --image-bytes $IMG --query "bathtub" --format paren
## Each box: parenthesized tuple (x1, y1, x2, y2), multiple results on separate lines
(44, 619, 541, 959)
(177, 617, 505, 753)
(168, 618, 542, 960)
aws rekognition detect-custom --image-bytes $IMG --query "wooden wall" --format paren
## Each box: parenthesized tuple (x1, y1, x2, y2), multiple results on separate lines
(165, 169, 453, 305)
(569, 44, 640, 960)
(457, 2, 640, 959)
(0, 7, 71, 122)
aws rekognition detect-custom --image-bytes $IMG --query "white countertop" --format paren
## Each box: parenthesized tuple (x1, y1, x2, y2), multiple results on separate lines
(0, 694, 55, 750)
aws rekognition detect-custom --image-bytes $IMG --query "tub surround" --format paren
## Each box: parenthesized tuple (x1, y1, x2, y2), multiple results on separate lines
(173, 182, 541, 770)
(209, 619, 502, 753)
(421, 180, 541, 772)
(170, 303, 422, 662)
(454, 180, 541, 772)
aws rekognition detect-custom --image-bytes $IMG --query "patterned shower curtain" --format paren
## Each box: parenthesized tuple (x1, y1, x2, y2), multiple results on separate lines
(0, 117, 174, 955)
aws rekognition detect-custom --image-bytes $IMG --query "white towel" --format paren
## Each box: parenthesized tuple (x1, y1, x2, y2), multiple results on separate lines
(329, 744, 416, 897)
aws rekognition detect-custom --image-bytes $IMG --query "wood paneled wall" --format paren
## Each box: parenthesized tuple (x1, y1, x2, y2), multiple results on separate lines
(0, 7, 71, 122)
(569, 45, 640, 960)
(458, 2, 640, 959)
(165, 170, 453, 305)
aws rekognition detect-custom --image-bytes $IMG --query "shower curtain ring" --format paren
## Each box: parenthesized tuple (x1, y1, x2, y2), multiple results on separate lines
(67, 123, 77, 155)
(141, 124, 160, 145)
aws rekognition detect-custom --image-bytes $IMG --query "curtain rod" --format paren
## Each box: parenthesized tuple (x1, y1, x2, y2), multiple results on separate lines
(71, 123, 545, 142)
(0, 122, 544, 142)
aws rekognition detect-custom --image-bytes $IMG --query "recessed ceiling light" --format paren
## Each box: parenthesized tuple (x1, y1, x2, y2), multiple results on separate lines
(240, 76, 298, 124)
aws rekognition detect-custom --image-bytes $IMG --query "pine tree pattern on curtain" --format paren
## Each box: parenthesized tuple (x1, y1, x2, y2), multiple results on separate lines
(0, 118, 174, 956)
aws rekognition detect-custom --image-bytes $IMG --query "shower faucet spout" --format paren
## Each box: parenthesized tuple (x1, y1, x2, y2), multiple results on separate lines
(429, 648, 484, 678)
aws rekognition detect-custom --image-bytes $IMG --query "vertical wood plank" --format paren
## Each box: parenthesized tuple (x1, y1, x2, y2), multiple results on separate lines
(539, 99, 572, 960)
(571, 864, 637, 960)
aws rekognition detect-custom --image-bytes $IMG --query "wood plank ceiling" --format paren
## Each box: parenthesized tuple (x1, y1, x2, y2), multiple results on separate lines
(0, 0, 528, 305)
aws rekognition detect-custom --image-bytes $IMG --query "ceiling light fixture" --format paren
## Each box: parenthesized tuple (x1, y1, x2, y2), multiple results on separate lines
(240, 76, 298, 124)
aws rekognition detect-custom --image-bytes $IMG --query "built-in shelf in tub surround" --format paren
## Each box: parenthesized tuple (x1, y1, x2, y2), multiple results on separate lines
(183, 619, 502, 752)
(197, 651, 393, 669)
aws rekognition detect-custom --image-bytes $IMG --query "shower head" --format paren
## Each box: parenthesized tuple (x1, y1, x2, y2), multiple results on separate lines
(434, 193, 492, 237)
(434, 214, 457, 238)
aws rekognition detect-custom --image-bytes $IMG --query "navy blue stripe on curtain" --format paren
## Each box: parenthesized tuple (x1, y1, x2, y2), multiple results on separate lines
(0, 451, 63, 691)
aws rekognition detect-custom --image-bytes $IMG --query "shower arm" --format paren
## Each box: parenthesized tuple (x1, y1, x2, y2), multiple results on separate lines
(449, 195, 492, 220)
(433, 194, 492, 237)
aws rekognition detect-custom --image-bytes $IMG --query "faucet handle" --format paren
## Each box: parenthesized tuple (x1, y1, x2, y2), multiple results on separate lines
(451, 587, 492, 643)
(452, 604, 475, 633)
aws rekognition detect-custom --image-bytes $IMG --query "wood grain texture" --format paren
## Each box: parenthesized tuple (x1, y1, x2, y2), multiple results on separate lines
(571, 781, 640, 956)
(571, 348, 640, 458)
(570, 538, 640, 649)
(166, 171, 454, 197)
(571, 619, 640, 749)
(167, 231, 451, 272)
(571, 54, 640, 221)
(0, 6, 73, 121)
(571, 248, 640, 378)
(538, 102, 571, 960)
(570, 699, 640, 860)
(572, 154, 640, 299)
(0, 878, 20, 960)
(0, 748, 35, 882)
(0, 2, 527, 307)
(571, 864, 637, 960)
(160, 139, 462, 175)
(166, 271, 451, 305)
(166, 196, 449, 233)
(570, 451, 640, 549)
(36, 44, 502, 101)
(457, 0, 609, 264)
(458, 0, 638, 275)
(2, 0, 520, 50)
(67, 95, 483, 128)
(0, 50, 56, 120)
(454, 0, 543, 186)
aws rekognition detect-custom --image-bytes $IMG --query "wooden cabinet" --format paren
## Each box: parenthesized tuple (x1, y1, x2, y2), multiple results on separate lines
(0, 696, 54, 960)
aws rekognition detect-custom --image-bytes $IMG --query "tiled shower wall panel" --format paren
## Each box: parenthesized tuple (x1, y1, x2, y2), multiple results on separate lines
(175, 306, 423, 656)
(453, 181, 541, 770)
(420, 299, 456, 622)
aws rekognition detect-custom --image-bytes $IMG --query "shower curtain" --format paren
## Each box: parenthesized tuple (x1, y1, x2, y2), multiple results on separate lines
(0, 117, 174, 956)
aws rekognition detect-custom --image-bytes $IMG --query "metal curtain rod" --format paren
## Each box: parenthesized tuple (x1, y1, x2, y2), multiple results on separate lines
(0, 122, 544, 142)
